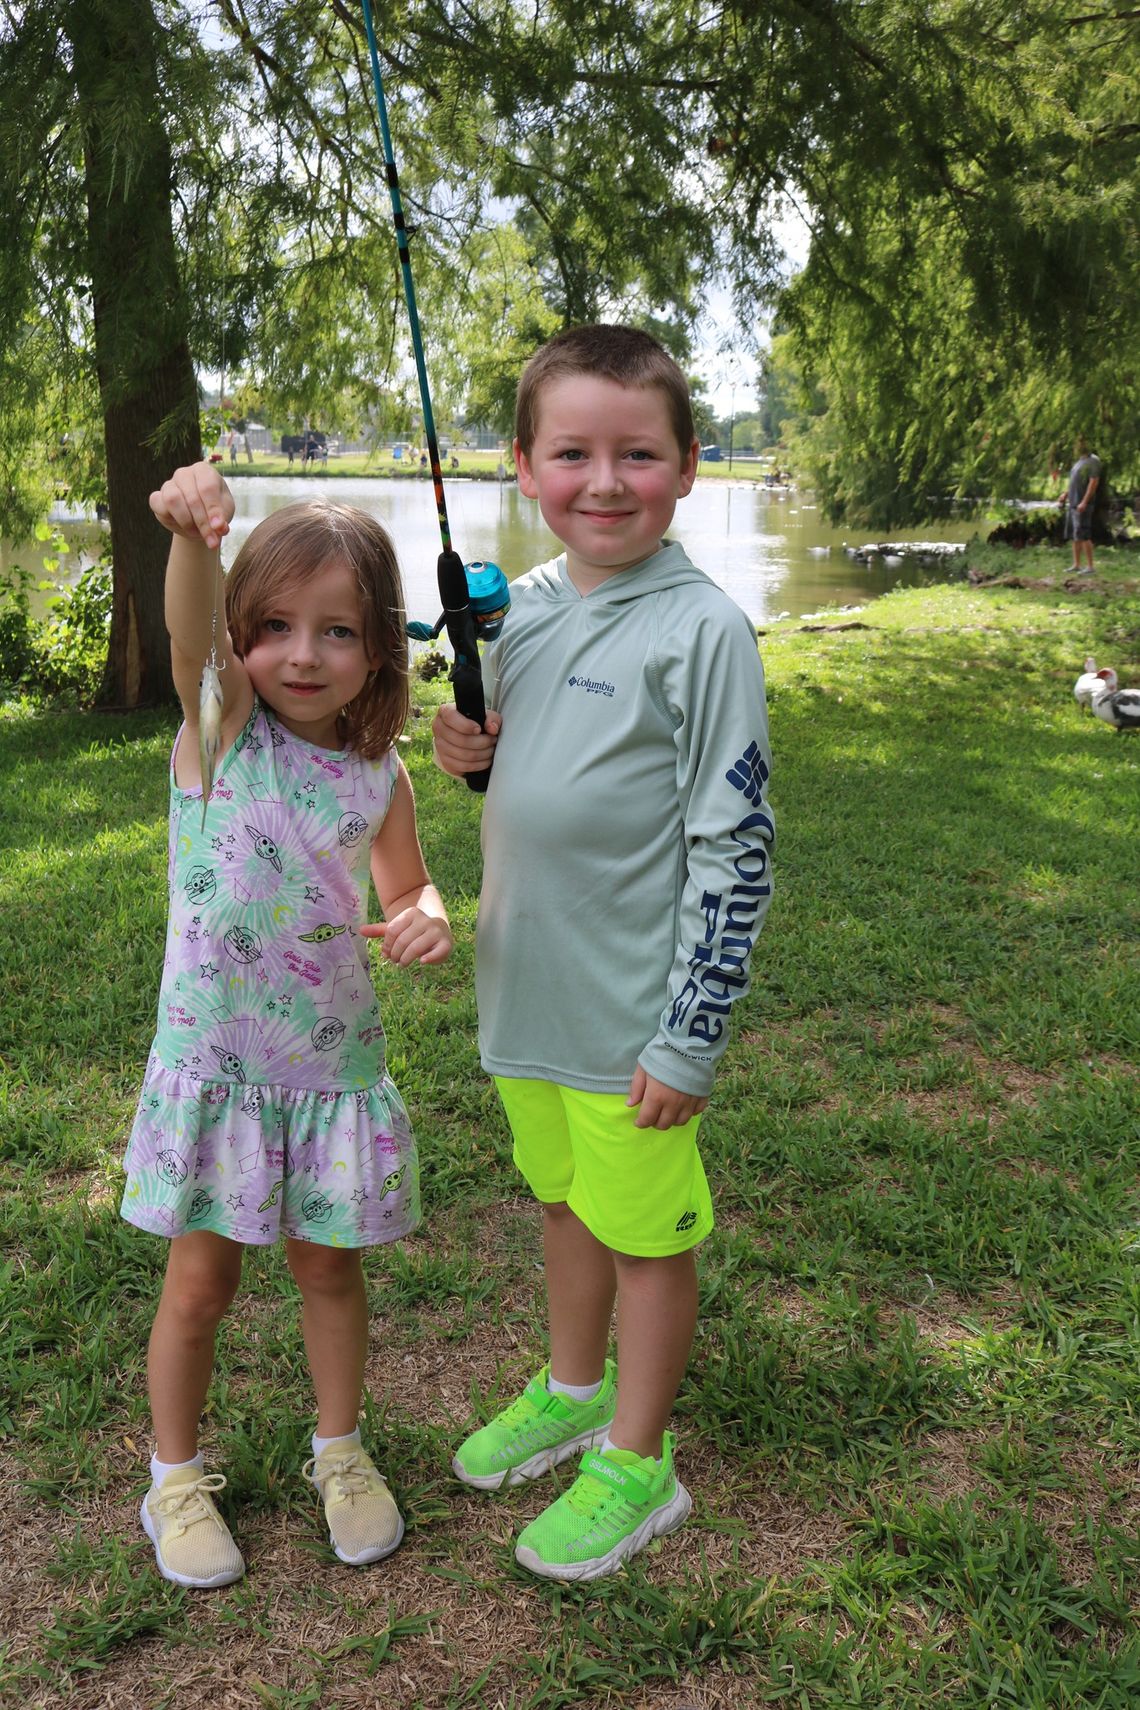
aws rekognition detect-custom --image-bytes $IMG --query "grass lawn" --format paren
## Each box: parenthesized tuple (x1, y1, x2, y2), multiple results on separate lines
(1, 565, 1138, 1708)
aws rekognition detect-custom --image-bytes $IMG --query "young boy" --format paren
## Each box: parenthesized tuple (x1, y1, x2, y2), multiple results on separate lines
(433, 324, 774, 1580)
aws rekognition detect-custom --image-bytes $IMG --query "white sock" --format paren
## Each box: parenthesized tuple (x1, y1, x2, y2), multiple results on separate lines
(312, 1425, 361, 1458)
(600, 1435, 661, 1466)
(150, 1451, 204, 1486)
(547, 1373, 603, 1404)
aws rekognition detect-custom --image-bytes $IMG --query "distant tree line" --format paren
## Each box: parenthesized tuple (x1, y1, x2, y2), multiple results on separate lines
(1, 1, 1135, 701)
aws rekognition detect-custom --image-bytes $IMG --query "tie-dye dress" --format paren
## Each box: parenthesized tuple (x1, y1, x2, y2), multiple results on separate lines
(120, 698, 419, 1248)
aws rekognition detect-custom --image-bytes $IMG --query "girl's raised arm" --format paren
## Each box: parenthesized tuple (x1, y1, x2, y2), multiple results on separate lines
(150, 462, 250, 734)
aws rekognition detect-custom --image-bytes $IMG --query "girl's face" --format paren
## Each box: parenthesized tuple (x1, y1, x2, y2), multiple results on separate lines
(241, 558, 379, 748)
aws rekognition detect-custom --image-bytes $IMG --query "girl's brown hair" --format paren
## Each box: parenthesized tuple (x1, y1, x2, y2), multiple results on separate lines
(515, 324, 696, 458)
(225, 500, 409, 759)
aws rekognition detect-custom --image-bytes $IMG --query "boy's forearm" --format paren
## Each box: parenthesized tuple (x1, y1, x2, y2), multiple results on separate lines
(646, 621, 775, 1096)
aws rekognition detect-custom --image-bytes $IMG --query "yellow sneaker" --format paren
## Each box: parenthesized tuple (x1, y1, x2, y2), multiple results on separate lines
(304, 1440, 405, 1565)
(140, 1468, 245, 1589)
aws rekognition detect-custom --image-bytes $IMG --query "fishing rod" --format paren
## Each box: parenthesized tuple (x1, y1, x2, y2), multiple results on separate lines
(360, 0, 507, 792)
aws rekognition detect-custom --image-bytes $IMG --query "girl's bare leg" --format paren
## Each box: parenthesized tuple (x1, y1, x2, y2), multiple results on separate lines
(286, 1240, 368, 1438)
(148, 1231, 244, 1463)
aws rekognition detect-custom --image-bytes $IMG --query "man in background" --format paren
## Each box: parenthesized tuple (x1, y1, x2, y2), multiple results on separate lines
(1066, 436, 1102, 575)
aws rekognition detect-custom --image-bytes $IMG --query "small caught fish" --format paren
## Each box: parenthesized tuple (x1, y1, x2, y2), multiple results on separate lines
(198, 663, 224, 829)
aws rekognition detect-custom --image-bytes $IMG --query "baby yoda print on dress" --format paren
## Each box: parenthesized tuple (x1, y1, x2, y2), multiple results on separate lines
(121, 699, 420, 1247)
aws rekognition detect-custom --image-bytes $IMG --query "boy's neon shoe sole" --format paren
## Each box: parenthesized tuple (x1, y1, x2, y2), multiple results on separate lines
(514, 1433, 691, 1582)
(453, 1361, 616, 1490)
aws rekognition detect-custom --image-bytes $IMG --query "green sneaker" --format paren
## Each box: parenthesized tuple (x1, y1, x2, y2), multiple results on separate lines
(453, 1361, 616, 1491)
(514, 1433, 691, 1581)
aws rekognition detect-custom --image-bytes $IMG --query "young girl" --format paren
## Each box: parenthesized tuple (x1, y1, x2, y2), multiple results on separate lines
(123, 461, 451, 1588)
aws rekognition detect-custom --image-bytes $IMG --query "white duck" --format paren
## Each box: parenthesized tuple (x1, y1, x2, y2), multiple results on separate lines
(1090, 669, 1140, 733)
(1073, 656, 1102, 709)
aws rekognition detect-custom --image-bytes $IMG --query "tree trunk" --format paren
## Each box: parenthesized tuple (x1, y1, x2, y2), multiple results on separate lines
(66, 0, 201, 708)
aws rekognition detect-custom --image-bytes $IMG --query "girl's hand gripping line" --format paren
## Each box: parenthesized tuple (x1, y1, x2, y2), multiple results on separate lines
(151, 463, 251, 805)
(361, 761, 453, 968)
(150, 461, 234, 552)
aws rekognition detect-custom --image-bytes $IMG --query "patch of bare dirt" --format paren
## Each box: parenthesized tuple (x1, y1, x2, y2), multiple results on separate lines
(882, 1288, 1018, 1350)
(1032, 1445, 1140, 1597)
(3, 1432, 855, 1710)
(909, 1431, 1140, 1604)
(912, 1426, 1004, 1504)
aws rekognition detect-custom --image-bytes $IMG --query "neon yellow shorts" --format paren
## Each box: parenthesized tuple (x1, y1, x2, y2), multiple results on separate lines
(494, 1076, 714, 1257)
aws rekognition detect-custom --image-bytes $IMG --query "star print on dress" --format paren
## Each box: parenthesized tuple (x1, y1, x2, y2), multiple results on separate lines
(120, 701, 419, 1248)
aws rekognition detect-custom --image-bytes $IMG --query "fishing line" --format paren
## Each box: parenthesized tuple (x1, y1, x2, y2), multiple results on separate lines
(199, 289, 228, 829)
(359, 0, 506, 792)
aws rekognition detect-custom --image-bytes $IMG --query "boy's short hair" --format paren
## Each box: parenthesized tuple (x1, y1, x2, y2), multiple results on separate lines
(515, 324, 695, 459)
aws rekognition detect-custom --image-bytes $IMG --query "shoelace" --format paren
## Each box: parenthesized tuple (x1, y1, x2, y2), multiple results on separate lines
(567, 1466, 621, 1518)
(304, 1450, 378, 1502)
(155, 1472, 230, 1532)
(501, 1393, 542, 1426)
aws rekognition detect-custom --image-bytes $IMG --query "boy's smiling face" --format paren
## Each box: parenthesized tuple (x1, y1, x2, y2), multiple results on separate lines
(515, 375, 700, 594)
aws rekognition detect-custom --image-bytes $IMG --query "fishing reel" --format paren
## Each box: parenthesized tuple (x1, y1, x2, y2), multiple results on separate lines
(406, 560, 510, 645)
(407, 557, 509, 794)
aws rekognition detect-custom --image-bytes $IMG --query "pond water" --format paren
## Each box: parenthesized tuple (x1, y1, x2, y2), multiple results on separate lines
(11, 474, 984, 628)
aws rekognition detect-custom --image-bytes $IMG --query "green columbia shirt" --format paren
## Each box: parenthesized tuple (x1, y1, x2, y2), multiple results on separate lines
(475, 541, 774, 1098)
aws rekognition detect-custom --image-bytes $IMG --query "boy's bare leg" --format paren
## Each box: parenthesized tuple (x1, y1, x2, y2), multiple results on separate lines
(148, 1231, 244, 1462)
(542, 1201, 615, 1384)
(286, 1240, 368, 1439)
(609, 1249, 698, 1459)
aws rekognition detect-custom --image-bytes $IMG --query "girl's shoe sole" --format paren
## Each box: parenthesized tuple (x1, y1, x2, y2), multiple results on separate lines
(140, 1496, 245, 1589)
(330, 1513, 406, 1564)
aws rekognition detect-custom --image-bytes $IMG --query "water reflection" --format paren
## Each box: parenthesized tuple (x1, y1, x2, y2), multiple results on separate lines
(15, 476, 983, 627)
(221, 476, 981, 625)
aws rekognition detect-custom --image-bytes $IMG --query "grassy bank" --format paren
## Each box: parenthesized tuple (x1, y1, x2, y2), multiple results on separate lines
(207, 450, 777, 484)
(219, 449, 511, 480)
(2, 574, 1138, 1708)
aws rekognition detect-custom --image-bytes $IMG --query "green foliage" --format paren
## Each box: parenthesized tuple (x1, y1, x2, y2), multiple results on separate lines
(439, 228, 561, 436)
(24, 557, 113, 705)
(769, 1, 1140, 524)
(2, 0, 1138, 552)
(0, 566, 34, 685)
